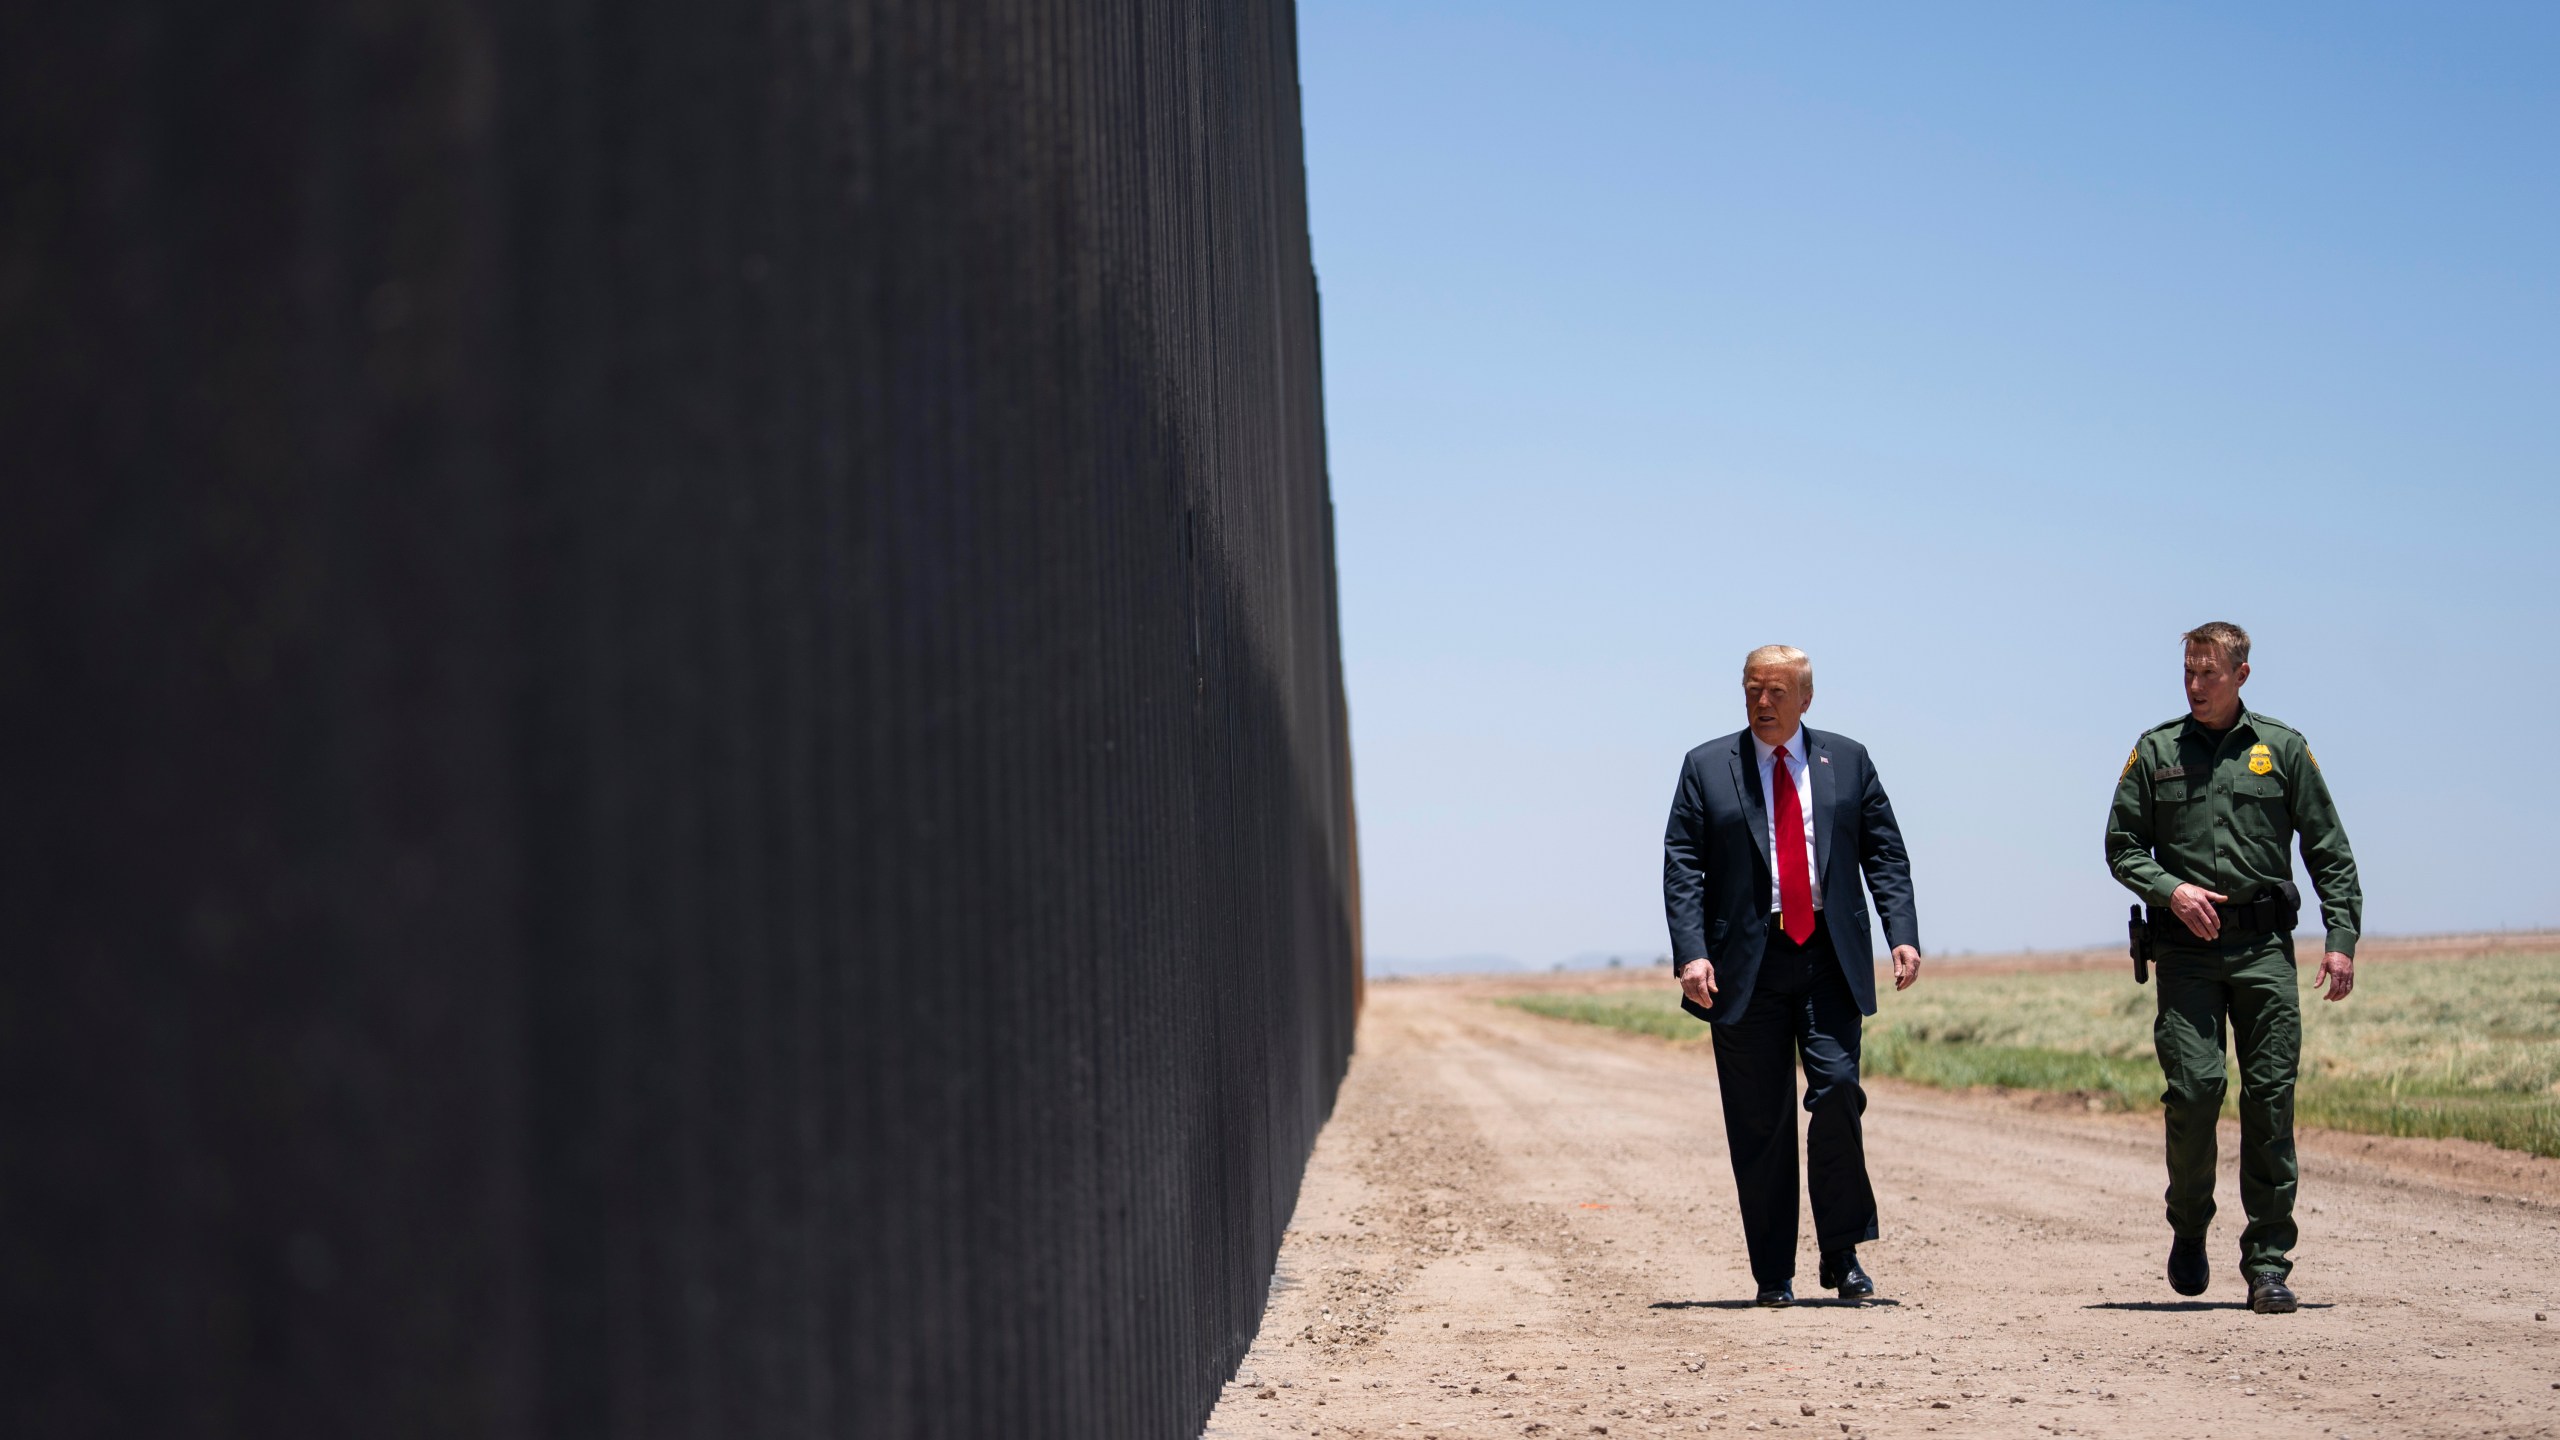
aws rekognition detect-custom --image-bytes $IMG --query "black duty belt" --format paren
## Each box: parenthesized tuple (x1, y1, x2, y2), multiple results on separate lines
(2142, 881, 2301, 947)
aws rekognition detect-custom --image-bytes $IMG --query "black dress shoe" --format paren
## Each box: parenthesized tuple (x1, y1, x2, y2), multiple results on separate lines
(2166, 1235, 2209, 1297)
(1819, 1249, 1874, 1300)
(2247, 1273, 2298, 1314)
(1754, 1282, 1794, 1307)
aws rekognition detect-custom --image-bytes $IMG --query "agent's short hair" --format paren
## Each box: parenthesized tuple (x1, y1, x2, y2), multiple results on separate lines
(1743, 644, 1813, 690)
(2182, 621, 2251, 669)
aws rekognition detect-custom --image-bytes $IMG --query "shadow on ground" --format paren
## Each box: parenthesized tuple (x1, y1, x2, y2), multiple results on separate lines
(2084, 1301, 2334, 1312)
(1650, 1298, 1905, 1310)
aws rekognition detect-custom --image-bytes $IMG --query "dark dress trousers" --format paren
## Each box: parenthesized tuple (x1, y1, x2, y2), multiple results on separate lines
(1662, 728, 1921, 1284)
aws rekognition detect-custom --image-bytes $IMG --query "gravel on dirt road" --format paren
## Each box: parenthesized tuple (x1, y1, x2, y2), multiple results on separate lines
(1204, 976, 2560, 1439)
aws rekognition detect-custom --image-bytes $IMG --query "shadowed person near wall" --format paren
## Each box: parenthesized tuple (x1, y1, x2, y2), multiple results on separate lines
(1662, 645, 1923, 1306)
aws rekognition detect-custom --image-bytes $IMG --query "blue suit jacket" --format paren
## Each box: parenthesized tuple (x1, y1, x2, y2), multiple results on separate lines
(1662, 727, 1921, 1024)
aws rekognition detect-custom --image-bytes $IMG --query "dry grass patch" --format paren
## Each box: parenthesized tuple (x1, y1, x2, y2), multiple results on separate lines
(1503, 949, 2560, 1157)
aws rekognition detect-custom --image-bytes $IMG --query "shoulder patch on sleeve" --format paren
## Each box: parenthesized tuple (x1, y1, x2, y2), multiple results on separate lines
(2121, 745, 2140, 779)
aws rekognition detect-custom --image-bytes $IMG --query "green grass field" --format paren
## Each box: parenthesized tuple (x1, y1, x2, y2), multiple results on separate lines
(1502, 950, 2560, 1158)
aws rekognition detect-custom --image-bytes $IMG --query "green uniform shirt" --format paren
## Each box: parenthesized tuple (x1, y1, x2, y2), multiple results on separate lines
(2105, 707, 2363, 957)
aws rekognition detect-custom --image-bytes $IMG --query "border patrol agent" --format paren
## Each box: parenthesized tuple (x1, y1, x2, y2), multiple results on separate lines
(2106, 621, 2361, 1315)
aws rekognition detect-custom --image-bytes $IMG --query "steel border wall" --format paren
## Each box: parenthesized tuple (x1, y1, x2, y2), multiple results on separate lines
(0, 2, 1354, 1436)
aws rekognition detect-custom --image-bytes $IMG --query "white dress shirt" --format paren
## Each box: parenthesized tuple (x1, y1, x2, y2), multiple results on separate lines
(1752, 727, 1821, 915)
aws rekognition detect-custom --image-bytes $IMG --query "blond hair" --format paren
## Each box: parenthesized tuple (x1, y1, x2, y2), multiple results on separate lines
(2181, 621, 2251, 669)
(1742, 644, 1813, 691)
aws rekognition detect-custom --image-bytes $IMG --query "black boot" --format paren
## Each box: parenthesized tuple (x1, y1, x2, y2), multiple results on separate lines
(2166, 1235, 2208, 1297)
(2247, 1273, 2298, 1314)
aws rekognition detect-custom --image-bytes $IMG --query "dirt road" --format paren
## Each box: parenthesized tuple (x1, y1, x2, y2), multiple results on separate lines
(1205, 976, 2560, 1440)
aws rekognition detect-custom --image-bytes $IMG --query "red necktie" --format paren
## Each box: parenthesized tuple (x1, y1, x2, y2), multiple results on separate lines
(1772, 746, 1815, 945)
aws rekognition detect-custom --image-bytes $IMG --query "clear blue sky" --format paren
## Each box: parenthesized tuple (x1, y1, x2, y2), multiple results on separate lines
(1299, 2, 2560, 969)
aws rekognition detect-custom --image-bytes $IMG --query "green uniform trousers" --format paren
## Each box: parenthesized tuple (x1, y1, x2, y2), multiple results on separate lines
(2153, 933, 2299, 1280)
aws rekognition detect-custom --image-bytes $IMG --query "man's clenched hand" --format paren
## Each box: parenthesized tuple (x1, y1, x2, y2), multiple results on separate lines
(1679, 958, 1718, 1011)
(1891, 944, 1922, 991)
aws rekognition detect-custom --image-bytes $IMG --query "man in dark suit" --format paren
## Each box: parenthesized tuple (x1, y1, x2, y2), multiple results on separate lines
(1662, 644, 1922, 1306)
